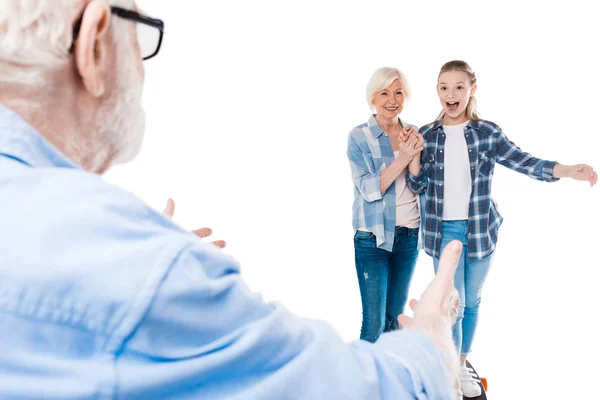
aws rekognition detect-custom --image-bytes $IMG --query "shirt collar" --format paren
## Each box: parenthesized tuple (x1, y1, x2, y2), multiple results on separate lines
(432, 117, 444, 131)
(466, 119, 482, 131)
(432, 116, 482, 132)
(0, 104, 80, 169)
(367, 114, 407, 138)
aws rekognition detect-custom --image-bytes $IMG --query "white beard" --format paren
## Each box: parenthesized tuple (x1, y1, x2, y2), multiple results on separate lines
(97, 21, 146, 168)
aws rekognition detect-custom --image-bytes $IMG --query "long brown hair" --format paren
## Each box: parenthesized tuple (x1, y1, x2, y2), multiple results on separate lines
(436, 60, 480, 122)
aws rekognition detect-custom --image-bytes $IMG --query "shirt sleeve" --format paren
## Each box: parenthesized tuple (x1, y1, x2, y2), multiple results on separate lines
(406, 149, 429, 194)
(115, 243, 455, 399)
(496, 128, 559, 182)
(347, 133, 385, 202)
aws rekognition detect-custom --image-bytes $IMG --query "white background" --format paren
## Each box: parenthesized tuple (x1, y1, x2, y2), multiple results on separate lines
(106, 1, 600, 398)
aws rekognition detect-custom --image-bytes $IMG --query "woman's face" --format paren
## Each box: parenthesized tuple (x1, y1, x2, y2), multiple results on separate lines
(372, 79, 405, 120)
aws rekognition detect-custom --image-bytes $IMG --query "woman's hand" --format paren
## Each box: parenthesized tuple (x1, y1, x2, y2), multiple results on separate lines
(399, 126, 424, 152)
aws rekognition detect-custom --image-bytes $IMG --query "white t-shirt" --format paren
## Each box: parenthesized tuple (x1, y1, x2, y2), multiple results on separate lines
(442, 121, 471, 220)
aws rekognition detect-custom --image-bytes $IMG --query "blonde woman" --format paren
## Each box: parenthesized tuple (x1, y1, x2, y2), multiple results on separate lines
(347, 67, 424, 343)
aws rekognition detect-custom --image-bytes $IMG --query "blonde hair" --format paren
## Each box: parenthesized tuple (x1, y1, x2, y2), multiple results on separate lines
(366, 67, 410, 110)
(436, 60, 480, 121)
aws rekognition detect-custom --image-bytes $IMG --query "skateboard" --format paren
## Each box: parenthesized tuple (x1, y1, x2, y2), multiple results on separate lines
(463, 360, 487, 399)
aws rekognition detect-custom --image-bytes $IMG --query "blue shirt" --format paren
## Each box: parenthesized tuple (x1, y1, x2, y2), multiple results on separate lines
(0, 105, 454, 399)
(348, 116, 419, 252)
(407, 118, 558, 259)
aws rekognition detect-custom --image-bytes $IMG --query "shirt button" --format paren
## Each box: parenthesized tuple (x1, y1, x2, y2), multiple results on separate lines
(439, 166, 443, 170)
(438, 233, 442, 237)
(438, 182, 442, 186)
(438, 200, 442, 203)
(469, 149, 472, 152)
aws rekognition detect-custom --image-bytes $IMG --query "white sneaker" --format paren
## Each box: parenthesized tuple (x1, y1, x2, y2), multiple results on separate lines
(460, 364, 482, 398)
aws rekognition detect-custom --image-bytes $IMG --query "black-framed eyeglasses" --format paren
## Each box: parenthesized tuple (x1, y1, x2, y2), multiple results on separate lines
(71, 6, 164, 61)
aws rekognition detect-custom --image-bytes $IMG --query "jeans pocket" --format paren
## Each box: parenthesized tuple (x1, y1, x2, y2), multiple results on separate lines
(355, 230, 374, 240)
(354, 230, 376, 248)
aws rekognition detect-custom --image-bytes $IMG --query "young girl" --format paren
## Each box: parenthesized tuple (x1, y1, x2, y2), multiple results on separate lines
(405, 60, 597, 398)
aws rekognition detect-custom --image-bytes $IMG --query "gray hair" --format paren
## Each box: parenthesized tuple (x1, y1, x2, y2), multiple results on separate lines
(0, 0, 134, 85)
(365, 67, 411, 110)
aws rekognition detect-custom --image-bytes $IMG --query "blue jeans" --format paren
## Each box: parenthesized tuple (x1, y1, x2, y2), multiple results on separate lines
(433, 220, 493, 355)
(354, 226, 419, 342)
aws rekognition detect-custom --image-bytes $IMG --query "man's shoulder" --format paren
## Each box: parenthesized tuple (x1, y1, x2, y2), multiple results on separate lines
(0, 166, 204, 333)
(29, 167, 186, 241)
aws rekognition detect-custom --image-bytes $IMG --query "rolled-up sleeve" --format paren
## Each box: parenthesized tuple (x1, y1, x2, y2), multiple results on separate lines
(347, 134, 384, 202)
(496, 129, 559, 182)
(406, 153, 429, 194)
(406, 169, 428, 194)
(115, 243, 455, 399)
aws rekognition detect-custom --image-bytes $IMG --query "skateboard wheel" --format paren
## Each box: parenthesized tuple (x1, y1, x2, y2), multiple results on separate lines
(481, 377, 488, 391)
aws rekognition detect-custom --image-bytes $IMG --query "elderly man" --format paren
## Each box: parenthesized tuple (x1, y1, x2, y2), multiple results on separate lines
(0, 1, 461, 399)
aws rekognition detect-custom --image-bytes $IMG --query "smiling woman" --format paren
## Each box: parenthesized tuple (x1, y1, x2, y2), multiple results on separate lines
(347, 67, 425, 343)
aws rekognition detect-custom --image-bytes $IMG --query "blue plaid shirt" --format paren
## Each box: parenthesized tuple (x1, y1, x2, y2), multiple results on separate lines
(406, 118, 559, 259)
(348, 115, 418, 252)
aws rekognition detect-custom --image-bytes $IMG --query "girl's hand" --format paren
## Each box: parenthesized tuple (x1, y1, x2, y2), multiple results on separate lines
(568, 164, 597, 187)
(411, 132, 424, 152)
(398, 135, 422, 158)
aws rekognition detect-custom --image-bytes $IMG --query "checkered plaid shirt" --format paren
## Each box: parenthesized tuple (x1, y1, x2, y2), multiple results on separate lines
(348, 115, 418, 252)
(406, 118, 559, 259)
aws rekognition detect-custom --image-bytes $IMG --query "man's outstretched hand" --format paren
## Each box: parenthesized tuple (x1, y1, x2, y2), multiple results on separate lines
(398, 240, 462, 389)
(163, 198, 226, 248)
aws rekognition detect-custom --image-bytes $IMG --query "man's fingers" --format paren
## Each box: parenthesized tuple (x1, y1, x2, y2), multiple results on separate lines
(163, 198, 175, 218)
(211, 240, 227, 248)
(397, 314, 412, 328)
(192, 227, 212, 238)
(409, 298, 419, 312)
(191, 228, 226, 248)
(162, 202, 227, 248)
(435, 240, 462, 285)
(445, 288, 460, 322)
